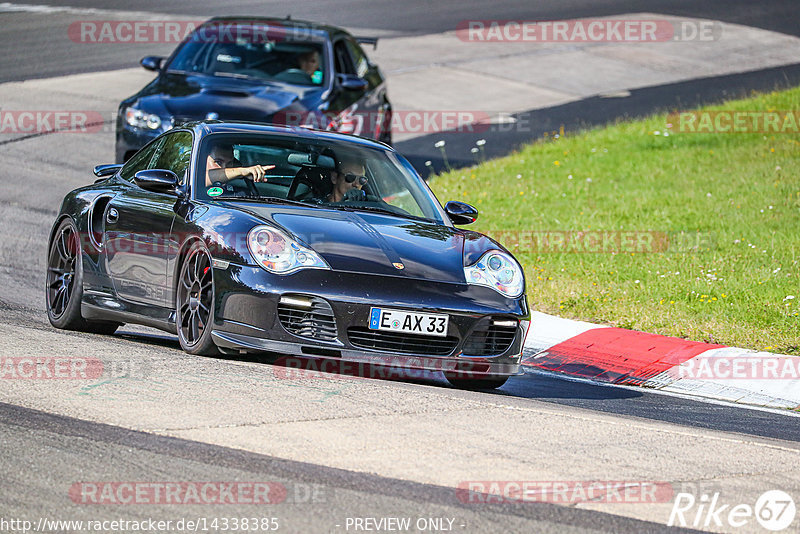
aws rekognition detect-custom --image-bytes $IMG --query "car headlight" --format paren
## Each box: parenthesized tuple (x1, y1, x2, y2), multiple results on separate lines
(124, 107, 162, 130)
(464, 250, 524, 298)
(247, 225, 329, 274)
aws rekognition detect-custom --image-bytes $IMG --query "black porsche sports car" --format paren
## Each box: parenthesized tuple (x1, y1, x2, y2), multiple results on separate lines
(47, 122, 529, 389)
(116, 17, 391, 163)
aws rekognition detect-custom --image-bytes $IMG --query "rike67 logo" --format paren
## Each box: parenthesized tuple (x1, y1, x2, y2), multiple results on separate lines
(669, 490, 796, 531)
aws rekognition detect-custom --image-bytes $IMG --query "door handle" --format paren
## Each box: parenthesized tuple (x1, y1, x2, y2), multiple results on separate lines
(106, 207, 119, 224)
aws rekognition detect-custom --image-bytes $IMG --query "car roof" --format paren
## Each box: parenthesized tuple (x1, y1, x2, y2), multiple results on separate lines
(183, 120, 393, 150)
(203, 16, 350, 40)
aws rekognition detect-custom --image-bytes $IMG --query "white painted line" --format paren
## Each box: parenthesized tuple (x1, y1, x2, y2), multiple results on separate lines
(0, 1, 166, 17)
(524, 367, 800, 418)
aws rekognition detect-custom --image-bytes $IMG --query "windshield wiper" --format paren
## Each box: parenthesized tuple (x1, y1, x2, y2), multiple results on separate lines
(211, 71, 251, 79)
(328, 204, 431, 222)
(217, 196, 319, 208)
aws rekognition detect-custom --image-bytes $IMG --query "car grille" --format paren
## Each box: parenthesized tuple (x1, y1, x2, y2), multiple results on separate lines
(347, 327, 459, 356)
(277, 296, 337, 342)
(462, 317, 518, 356)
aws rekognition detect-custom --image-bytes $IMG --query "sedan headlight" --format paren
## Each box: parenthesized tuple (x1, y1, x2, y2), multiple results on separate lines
(124, 107, 162, 130)
(247, 225, 329, 274)
(464, 250, 524, 298)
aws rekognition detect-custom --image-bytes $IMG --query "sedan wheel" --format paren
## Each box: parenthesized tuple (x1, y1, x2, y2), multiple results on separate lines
(177, 242, 219, 355)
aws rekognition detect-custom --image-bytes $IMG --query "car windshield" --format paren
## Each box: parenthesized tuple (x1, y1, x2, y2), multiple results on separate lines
(167, 23, 326, 86)
(197, 133, 445, 224)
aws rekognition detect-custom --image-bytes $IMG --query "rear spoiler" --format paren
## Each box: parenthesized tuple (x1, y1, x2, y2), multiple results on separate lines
(355, 36, 378, 50)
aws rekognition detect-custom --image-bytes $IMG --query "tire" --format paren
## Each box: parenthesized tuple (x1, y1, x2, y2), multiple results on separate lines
(46, 218, 121, 335)
(444, 372, 509, 390)
(176, 241, 219, 356)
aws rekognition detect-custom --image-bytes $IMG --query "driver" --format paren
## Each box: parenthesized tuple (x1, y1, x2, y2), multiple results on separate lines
(297, 50, 320, 76)
(327, 154, 367, 202)
(205, 144, 275, 187)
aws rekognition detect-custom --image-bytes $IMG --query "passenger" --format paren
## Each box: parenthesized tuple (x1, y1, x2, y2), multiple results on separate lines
(205, 144, 275, 187)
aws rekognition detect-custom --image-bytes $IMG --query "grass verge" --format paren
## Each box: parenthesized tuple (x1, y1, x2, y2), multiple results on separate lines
(429, 88, 800, 353)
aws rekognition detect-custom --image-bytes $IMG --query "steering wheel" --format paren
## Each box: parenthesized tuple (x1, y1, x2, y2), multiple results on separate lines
(342, 189, 368, 202)
(214, 177, 259, 198)
(274, 68, 313, 84)
(242, 177, 259, 197)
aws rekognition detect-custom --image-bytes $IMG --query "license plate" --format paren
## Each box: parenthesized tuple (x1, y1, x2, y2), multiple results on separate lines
(368, 308, 449, 337)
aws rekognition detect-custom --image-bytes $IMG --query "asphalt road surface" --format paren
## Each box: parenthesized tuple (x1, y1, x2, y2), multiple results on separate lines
(2, 0, 799, 170)
(1, 2, 800, 533)
(1, 0, 799, 83)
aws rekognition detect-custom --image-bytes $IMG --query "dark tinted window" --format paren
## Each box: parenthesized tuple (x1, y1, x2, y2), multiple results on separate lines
(195, 134, 444, 223)
(166, 23, 326, 86)
(152, 131, 193, 183)
(119, 138, 161, 182)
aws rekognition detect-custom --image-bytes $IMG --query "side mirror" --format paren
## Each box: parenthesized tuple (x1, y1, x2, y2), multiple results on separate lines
(140, 56, 165, 71)
(336, 74, 368, 91)
(134, 169, 179, 194)
(93, 164, 123, 178)
(445, 201, 478, 225)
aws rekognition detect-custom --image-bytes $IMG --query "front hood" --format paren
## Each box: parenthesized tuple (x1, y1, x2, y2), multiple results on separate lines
(254, 209, 467, 283)
(136, 72, 322, 122)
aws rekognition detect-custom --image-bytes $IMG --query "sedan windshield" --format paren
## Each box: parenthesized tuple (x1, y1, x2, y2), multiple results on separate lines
(197, 133, 445, 224)
(167, 23, 326, 86)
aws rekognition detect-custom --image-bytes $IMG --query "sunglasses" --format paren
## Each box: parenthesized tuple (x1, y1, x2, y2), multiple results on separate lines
(343, 173, 368, 186)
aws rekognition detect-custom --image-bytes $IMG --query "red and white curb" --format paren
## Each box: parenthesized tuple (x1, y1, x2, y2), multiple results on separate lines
(521, 312, 800, 411)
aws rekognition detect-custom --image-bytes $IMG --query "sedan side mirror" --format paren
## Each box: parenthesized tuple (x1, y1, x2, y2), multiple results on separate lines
(445, 201, 478, 225)
(134, 169, 179, 194)
(336, 74, 368, 91)
(140, 56, 165, 71)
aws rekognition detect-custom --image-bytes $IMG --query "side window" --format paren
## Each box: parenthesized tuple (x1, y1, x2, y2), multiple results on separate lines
(119, 139, 161, 182)
(333, 41, 354, 75)
(345, 40, 370, 78)
(152, 131, 193, 184)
